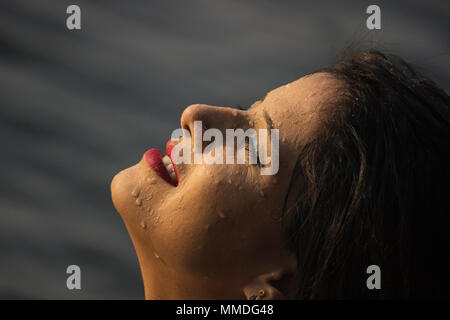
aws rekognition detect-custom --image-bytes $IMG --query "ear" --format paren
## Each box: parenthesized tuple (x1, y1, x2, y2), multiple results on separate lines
(242, 266, 296, 300)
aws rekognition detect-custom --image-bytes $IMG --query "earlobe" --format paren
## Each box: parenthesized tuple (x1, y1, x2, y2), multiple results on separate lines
(242, 267, 296, 300)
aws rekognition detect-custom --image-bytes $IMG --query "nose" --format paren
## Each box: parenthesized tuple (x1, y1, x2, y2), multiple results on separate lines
(180, 104, 244, 136)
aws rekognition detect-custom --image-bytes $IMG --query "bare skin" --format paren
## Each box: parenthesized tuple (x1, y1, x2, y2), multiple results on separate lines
(111, 72, 341, 299)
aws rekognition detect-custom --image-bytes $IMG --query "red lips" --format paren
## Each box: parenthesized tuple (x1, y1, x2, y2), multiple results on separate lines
(144, 140, 179, 186)
(166, 139, 176, 160)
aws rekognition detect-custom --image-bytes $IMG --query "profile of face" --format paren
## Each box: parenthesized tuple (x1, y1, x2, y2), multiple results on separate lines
(111, 73, 341, 299)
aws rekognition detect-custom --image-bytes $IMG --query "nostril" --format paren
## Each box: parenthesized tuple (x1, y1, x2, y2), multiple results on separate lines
(180, 104, 208, 138)
(182, 123, 191, 137)
(180, 104, 198, 135)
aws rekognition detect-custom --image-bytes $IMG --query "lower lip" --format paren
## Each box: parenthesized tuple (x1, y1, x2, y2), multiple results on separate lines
(144, 149, 177, 186)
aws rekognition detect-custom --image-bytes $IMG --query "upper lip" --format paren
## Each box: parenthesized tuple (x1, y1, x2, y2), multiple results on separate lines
(143, 139, 180, 187)
(165, 139, 179, 183)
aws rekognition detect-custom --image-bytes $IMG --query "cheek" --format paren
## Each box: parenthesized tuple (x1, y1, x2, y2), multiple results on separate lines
(149, 164, 269, 276)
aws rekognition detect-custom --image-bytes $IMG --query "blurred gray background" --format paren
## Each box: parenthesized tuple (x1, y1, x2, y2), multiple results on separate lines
(0, 0, 448, 299)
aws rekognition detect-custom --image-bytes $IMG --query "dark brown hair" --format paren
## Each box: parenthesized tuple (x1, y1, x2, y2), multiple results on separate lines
(282, 49, 450, 299)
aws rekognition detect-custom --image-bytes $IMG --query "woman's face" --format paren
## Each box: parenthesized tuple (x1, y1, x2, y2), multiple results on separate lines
(111, 72, 340, 299)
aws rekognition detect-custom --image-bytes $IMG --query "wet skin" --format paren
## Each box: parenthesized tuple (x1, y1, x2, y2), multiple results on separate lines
(111, 73, 341, 299)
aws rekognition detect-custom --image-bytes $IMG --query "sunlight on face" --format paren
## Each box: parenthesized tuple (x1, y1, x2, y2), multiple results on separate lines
(111, 72, 341, 299)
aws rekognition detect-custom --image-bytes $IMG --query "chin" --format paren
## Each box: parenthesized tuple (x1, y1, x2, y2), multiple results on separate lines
(111, 164, 140, 218)
(110, 160, 176, 233)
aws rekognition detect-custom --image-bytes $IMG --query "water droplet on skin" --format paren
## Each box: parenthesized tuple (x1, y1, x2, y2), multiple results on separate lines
(248, 120, 254, 127)
(154, 252, 160, 259)
(136, 198, 142, 206)
(131, 188, 140, 198)
(146, 194, 153, 201)
(227, 179, 232, 184)
(259, 191, 265, 198)
(218, 210, 226, 219)
(147, 177, 157, 184)
(140, 221, 147, 229)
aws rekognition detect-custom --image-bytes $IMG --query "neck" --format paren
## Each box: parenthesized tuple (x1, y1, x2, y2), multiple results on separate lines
(135, 247, 244, 299)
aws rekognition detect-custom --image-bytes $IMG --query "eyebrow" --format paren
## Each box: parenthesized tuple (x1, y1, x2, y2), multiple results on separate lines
(259, 92, 268, 102)
(248, 92, 268, 110)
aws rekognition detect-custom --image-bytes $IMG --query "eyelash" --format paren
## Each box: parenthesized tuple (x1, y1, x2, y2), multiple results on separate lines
(245, 139, 261, 166)
(235, 104, 260, 165)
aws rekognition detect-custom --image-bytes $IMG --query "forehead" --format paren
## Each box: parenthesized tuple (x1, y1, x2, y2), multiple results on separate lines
(257, 72, 340, 145)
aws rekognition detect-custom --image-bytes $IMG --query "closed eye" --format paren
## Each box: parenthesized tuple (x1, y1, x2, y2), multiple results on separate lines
(245, 137, 260, 166)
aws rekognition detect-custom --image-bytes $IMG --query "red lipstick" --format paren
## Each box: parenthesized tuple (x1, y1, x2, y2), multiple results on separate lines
(144, 140, 179, 187)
